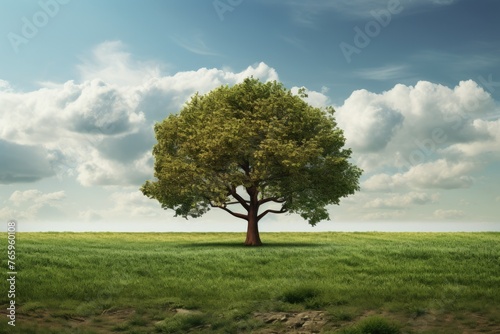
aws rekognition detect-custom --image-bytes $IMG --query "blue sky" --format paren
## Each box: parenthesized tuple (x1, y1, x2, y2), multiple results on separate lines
(1, 0, 499, 232)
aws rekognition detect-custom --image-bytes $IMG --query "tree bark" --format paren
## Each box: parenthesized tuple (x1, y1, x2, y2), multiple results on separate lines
(244, 208, 262, 246)
(244, 186, 262, 246)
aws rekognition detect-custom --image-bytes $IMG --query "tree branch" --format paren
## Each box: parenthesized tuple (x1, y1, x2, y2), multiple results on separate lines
(210, 202, 248, 221)
(225, 200, 250, 205)
(258, 197, 286, 206)
(228, 186, 250, 211)
(257, 208, 288, 221)
(239, 161, 251, 176)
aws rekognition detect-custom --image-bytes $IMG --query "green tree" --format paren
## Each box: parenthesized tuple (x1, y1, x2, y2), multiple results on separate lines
(141, 78, 362, 246)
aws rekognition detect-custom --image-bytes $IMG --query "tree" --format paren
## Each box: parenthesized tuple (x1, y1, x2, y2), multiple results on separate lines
(141, 78, 362, 246)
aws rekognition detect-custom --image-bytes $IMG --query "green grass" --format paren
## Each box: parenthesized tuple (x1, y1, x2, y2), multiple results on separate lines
(341, 315, 403, 333)
(1, 232, 499, 333)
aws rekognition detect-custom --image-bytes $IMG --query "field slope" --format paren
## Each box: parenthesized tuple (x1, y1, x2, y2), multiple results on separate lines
(1, 232, 499, 333)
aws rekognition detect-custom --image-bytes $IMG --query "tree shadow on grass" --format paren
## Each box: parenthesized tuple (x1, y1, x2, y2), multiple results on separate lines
(180, 242, 325, 248)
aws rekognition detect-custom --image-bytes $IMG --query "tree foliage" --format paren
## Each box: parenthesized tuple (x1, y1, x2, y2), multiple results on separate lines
(141, 78, 362, 245)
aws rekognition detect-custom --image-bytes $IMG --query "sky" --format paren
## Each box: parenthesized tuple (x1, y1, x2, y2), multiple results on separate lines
(0, 0, 499, 232)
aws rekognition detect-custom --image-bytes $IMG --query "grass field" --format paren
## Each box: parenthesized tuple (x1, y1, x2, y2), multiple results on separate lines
(1, 232, 499, 333)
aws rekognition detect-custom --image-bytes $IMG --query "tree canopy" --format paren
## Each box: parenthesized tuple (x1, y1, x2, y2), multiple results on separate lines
(141, 78, 362, 245)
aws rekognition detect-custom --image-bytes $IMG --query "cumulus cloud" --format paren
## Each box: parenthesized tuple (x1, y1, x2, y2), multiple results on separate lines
(399, 159, 475, 189)
(9, 189, 65, 206)
(109, 191, 162, 217)
(0, 78, 147, 186)
(338, 80, 497, 186)
(364, 192, 437, 209)
(1, 40, 498, 228)
(76, 151, 153, 187)
(338, 80, 494, 158)
(0, 140, 55, 184)
(77, 40, 162, 87)
(0, 79, 144, 146)
(69, 191, 163, 222)
(363, 160, 475, 190)
(0, 41, 280, 187)
(98, 127, 155, 163)
(0, 79, 12, 91)
(337, 91, 404, 153)
(329, 79, 497, 222)
(73, 190, 163, 222)
(0, 190, 66, 221)
(291, 86, 331, 108)
(444, 118, 500, 158)
(362, 173, 395, 192)
(65, 80, 146, 136)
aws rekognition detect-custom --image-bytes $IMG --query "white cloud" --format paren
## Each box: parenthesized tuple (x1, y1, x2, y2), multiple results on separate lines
(433, 209, 465, 220)
(0, 79, 12, 91)
(64, 80, 146, 136)
(109, 191, 163, 218)
(0, 41, 280, 187)
(362, 173, 395, 192)
(336, 89, 404, 153)
(72, 190, 163, 222)
(0, 190, 66, 221)
(444, 118, 500, 157)
(399, 159, 475, 189)
(77, 40, 163, 87)
(338, 80, 497, 182)
(290, 86, 331, 108)
(0, 41, 497, 232)
(135, 61, 279, 115)
(363, 160, 475, 190)
(364, 192, 437, 209)
(354, 65, 410, 81)
(0, 79, 144, 146)
(76, 151, 153, 187)
(9, 189, 65, 206)
(0, 140, 55, 184)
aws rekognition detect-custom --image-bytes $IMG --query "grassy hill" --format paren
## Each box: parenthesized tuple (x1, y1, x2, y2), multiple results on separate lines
(1, 232, 499, 333)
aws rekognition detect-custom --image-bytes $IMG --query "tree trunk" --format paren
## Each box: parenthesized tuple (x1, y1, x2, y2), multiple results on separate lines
(244, 212, 262, 246)
(245, 186, 262, 246)
(245, 188, 262, 246)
